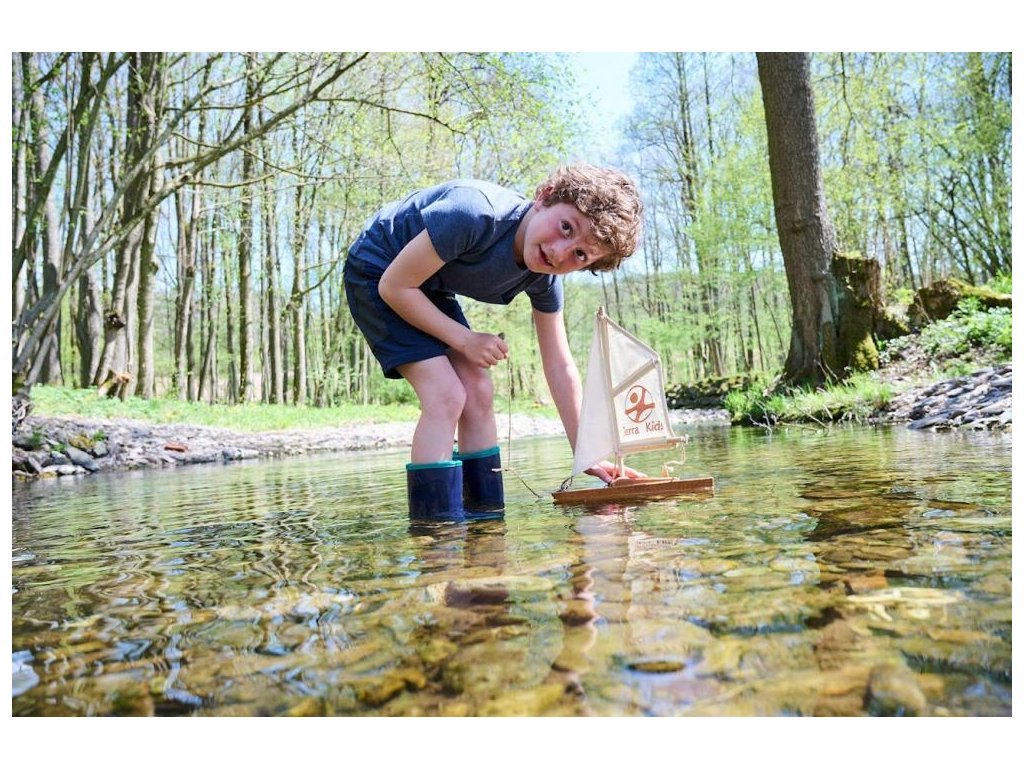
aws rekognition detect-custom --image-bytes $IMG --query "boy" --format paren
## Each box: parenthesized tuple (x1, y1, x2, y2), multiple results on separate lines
(344, 164, 645, 521)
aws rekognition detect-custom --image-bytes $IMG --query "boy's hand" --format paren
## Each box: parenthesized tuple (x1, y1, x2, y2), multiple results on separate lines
(585, 460, 646, 485)
(460, 331, 509, 368)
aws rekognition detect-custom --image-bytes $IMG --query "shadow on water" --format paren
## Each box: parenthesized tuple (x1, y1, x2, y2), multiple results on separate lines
(11, 424, 1011, 715)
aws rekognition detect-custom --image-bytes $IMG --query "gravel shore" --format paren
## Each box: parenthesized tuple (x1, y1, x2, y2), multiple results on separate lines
(12, 412, 560, 479)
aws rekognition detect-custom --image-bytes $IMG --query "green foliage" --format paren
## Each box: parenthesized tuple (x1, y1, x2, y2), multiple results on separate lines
(372, 379, 417, 406)
(891, 288, 915, 307)
(28, 429, 46, 450)
(884, 300, 1011, 361)
(813, 52, 1011, 284)
(953, 301, 1012, 353)
(985, 271, 1012, 295)
(29, 385, 421, 432)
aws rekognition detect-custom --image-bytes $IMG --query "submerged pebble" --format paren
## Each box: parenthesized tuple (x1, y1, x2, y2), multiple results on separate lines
(11, 651, 39, 697)
(866, 661, 928, 716)
(444, 575, 553, 606)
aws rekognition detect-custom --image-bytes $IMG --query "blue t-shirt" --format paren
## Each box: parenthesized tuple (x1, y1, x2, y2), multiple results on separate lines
(346, 180, 563, 313)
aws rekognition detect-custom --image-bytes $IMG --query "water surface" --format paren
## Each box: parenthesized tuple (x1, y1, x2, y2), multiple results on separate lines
(11, 424, 1011, 715)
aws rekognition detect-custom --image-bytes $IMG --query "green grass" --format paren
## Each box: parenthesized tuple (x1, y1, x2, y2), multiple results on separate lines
(29, 385, 422, 432)
(28, 385, 560, 433)
(724, 373, 898, 426)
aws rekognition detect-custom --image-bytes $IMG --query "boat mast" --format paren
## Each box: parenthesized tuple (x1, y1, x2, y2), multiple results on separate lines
(596, 306, 629, 477)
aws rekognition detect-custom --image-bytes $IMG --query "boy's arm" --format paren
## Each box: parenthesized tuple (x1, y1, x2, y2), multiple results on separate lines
(378, 230, 508, 368)
(533, 308, 645, 484)
(532, 307, 584, 451)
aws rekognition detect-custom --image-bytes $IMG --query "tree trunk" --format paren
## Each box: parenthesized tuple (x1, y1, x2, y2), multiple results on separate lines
(187, 283, 199, 401)
(75, 191, 103, 387)
(749, 280, 767, 372)
(290, 197, 307, 406)
(94, 53, 163, 395)
(757, 52, 842, 385)
(197, 216, 219, 404)
(135, 148, 164, 399)
(172, 83, 206, 401)
(260, 161, 283, 404)
(25, 54, 65, 385)
(236, 57, 257, 403)
(173, 185, 198, 399)
(93, 226, 140, 389)
(13, 58, 29, 323)
(260, 264, 270, 404)
(75, 268, 104, 387)
(225, 254, 239, 404)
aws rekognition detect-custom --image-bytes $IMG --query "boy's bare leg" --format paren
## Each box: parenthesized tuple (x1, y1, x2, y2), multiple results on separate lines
(399, 357, 466, 464)
(447, 348, 499, 454)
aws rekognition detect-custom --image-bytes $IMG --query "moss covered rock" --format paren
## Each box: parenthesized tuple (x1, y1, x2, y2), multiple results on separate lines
(875, 307, 911, 341)
(908, 277, 1011, 328)
(665, 373, 760, 408)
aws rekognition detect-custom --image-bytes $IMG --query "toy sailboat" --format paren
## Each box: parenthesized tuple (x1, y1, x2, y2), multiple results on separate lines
(552, 307, 714, 505)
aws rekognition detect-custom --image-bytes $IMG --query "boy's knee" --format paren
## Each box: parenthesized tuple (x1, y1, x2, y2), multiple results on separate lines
(429, 383, 467, 421)
(461, 371, 494, 414)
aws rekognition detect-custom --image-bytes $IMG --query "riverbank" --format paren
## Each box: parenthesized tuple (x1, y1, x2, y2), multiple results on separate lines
(11, 406, 734, 480)
(11, 412, 559, 479)
(872, 362, 1012, 430)
(11, 365, 1009, 481)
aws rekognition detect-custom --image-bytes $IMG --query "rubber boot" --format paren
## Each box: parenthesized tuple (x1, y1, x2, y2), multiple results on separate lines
(454, 446, 505, 520)
(406, 461, 465, 522)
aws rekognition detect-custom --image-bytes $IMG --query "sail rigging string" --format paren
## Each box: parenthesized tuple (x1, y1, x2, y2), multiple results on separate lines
(661, 456, 688, 478)
(497, 333, 544, 499)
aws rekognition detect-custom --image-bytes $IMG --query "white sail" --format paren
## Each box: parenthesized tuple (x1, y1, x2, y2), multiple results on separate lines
(571, 325, 615, 475)
(571, 308, 682, 477)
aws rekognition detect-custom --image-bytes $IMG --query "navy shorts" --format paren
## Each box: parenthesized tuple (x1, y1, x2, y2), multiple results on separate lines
(343, 259, 470, 379)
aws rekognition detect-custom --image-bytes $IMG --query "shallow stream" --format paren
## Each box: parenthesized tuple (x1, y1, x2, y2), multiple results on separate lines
(11, 424, 1012, 715)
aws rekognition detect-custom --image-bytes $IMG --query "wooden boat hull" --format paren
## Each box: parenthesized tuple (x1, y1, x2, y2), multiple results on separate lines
(552, 476, 714, 505)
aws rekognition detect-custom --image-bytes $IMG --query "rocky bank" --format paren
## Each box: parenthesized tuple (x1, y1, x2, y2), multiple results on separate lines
(11, 412, 562, 480)
(873, 362, 1012, 431)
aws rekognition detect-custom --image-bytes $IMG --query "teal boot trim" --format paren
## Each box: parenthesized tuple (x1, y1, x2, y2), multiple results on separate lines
(453, 445, 501, 461)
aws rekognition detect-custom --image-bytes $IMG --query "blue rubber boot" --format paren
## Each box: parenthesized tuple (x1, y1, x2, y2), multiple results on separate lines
(454, 446, 505, 520)
(406, 461, 465, 522)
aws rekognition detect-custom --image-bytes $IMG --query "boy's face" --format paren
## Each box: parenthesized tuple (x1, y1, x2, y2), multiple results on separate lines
(520, 196, 609, 275)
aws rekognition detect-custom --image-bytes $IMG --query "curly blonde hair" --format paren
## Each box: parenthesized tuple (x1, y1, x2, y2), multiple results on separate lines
(535, 164, 644, 272)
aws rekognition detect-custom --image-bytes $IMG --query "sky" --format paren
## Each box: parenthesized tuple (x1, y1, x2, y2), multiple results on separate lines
(568, 52, 639, 162)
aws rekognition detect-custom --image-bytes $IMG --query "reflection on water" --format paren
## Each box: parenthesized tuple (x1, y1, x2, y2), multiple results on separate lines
(11, 425, 1011, 716)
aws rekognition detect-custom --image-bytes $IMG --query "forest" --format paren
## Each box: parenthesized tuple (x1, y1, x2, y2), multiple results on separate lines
(11, 52, 1012, 409)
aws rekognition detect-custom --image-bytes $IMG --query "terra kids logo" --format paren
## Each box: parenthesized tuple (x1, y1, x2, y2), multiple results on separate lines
(625, 385, 655, 423)
(622, 385, 664, 436)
